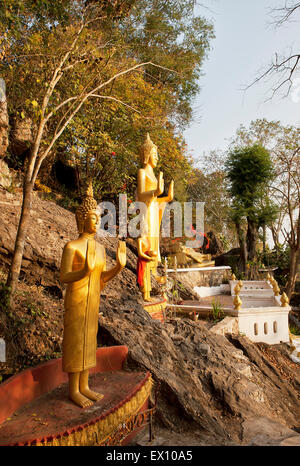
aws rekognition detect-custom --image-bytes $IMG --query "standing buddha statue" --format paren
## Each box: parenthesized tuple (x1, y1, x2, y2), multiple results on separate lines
(60, 183, 126, 408)
(136, 133, 174, 301)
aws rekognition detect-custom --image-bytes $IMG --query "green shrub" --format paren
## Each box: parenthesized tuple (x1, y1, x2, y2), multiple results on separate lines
(0, 282, 11, 314)
(211, 298, 224, 322)
(290, 324, 300, 336)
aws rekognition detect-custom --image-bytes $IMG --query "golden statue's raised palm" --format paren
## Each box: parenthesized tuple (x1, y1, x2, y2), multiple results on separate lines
(116, 240, 126, 268)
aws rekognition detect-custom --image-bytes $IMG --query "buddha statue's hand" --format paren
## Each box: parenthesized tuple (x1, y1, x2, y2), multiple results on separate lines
(116, 240, 126, 268)
(155, 171, 164, 196)
(84, 239, 96, 274)
(168, 180, 174, 201)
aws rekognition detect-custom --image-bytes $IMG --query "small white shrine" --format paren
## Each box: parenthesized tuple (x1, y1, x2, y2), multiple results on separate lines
(230, 280, 290, 345)
(165, 263, 291, 345)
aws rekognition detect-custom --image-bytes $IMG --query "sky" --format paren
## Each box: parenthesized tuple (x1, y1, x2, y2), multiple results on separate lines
(184, 0, 300, 165)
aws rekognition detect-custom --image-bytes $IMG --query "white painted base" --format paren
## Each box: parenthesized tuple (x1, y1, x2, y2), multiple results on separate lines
(237, 305, 290, 344)
(228, 283, 291, 344)
(193, 284, 230, 298)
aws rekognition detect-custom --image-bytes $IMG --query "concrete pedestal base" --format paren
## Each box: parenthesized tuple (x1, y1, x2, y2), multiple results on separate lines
(144, 297, 167, 322)
(0, 347, 153, 446)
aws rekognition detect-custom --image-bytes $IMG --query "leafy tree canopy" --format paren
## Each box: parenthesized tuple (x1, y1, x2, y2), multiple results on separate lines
(0, 0, 214, 204)
(225, 144, 275, 211)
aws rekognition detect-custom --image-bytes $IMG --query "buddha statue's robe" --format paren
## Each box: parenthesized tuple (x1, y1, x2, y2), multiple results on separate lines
(61, 239, 105, 373)
(137, 170, 166, 265)
(136, 236, 152, 296)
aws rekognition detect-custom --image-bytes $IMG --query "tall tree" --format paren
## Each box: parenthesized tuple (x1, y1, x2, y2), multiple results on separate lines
(0, 0, 214, 297)
(231, 119, 300, 297)
(272, 127, 300, 298)
(120, 0, 214, 127)
(0, 1, 163, 296)
(225, 144, 275, 273)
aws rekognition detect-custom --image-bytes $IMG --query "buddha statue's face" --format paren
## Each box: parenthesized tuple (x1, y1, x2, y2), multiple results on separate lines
(84, 211, 99, 234)
(149, 146, 158, 168)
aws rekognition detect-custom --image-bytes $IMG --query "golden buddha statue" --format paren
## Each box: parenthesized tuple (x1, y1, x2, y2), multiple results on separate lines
(60, 183, 126, 408)
(136, 133, 174, 300)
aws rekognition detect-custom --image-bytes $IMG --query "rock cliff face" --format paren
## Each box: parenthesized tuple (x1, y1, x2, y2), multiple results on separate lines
(9, 117, 33, 158)
(0, 188, 139, 296)
(0, 187, 300, 446)
(100, 307, 300, 445)
(0, 160, 12, 189)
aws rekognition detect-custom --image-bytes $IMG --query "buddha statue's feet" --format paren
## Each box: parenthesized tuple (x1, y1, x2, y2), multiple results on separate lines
(155, 276, 166, 284)
(144, 296, 157, 303)
(80, 388, 104, 402)
(69, 392, 94, 408)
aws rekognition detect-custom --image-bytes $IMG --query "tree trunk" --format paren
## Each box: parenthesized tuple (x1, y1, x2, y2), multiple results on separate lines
(271, 225, 281, 253)
(6, 181, 33, 298)
(286, 246, 299, 300)
(235, 221, 247, 275)
(262, 224, 266, 256)
(247, 217, 257, 261)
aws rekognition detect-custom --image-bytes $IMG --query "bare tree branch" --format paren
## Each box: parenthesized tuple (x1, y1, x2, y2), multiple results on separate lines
(246, 2, 300, 99)
(44, 97, 78, 123)
(90, 94, 142, 113)
(271, 1, 300, 26)
(31, 61, 176, 182)
(245, 53, 300, 100)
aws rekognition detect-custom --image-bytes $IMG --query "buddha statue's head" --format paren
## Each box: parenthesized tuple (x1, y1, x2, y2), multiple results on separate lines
(140, 133, 158, 168)
(75, 182, 99, 234)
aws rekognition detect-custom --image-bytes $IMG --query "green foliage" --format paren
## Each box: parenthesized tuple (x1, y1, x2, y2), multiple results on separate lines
(231, 119, 300, 245)
(123, 0, 214, 127)
(0, 0, 133, 35)
(25, 302, 42, 318)
(0, 282, 11, 314)
(226, 144, 274, 210)
(225, 144, 277, 263)
(210, 298, 224, 322)
(1, 0, 214, 206)
(218, 233, 231, 252)
(260, 244, 290, 270)
(289, 324, 300, 336)
(260, 245, 290, 287)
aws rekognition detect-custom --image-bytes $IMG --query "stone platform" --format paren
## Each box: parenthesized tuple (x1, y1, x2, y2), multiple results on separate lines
(0, 346, 153, 446)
